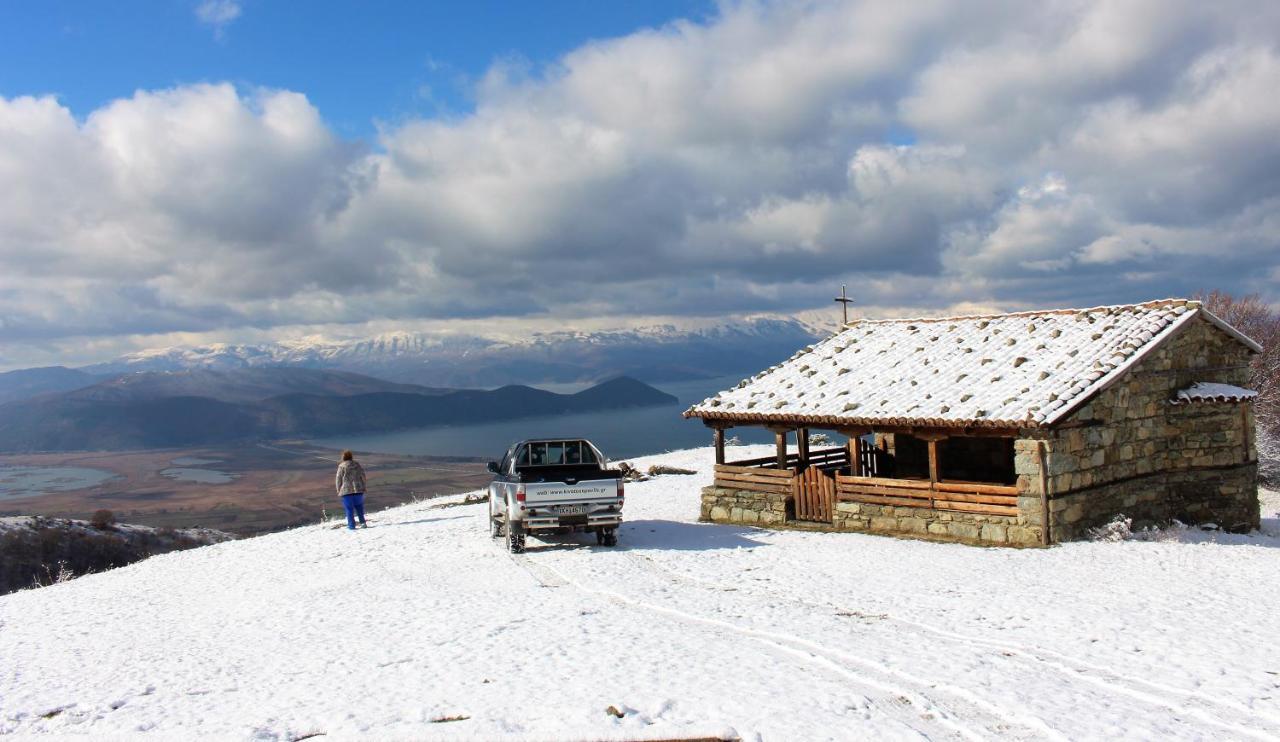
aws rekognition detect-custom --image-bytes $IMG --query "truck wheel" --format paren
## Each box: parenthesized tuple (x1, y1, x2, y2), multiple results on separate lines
(507, 524, 526, 554)
(488, 501, 501, 538)
(602, 528, 618, 547)
(595, 528, 606, 546)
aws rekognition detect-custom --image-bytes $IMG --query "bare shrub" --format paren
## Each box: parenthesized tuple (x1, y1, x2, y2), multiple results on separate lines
(90, 509, 116, 530)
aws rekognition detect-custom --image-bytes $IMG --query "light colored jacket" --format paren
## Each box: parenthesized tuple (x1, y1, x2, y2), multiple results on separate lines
(335, 460, 367, 496)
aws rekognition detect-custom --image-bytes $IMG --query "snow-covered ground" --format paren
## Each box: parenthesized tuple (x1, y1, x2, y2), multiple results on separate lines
(3, 446, 1280, 740)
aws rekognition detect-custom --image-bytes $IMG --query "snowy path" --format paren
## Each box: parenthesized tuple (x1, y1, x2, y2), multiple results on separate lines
(3, 446, 1280, 740)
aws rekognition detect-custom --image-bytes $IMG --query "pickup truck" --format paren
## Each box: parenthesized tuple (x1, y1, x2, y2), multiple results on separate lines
(486, 438, 624, 553)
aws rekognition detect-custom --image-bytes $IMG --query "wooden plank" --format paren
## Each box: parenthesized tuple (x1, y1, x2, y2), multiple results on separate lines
(714, 473, 797, 489)
(932, 491, 1018, 506)
(775, 430, 788, 470)
(839, 492, 1018, 517)
(927, 439, 940, 484)
(836, 475, 932, 490)
(715, 464, 794, 479)
(840, 493, 935, 509)
(935, 501, 1019, 517)
(838, 485, 931, 501)
(713, 478, 793, 494)
(933, 481, 1019, 496)
(714, 428, 725, 466)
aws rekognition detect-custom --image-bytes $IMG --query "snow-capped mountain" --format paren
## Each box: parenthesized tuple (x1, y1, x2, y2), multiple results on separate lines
(83, 318, 828, 387)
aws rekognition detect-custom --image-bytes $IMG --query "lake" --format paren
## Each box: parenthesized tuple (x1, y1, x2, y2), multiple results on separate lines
(310, 376, 778, 460)
(0, 466, 118, 502)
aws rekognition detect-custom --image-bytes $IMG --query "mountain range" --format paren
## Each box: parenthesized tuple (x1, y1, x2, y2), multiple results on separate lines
(77, 318, 826, 387)
(0, 370, 676, 452)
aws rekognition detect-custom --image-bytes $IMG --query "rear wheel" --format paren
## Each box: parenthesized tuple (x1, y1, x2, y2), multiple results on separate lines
(488, 500, 502, 538)
(602, 527, 618, 547)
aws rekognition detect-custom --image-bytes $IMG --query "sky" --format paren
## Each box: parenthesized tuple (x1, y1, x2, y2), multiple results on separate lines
(2, 0, 1279, 369)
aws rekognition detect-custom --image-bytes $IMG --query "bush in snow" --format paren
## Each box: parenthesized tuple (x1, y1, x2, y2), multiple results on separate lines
(809, 432, 833, 445)
(90, 509, 116, 530)
(1087, 515, 1133, 542)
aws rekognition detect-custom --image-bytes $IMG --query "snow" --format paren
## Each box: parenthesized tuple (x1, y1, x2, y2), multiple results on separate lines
(1174, 382, 1259, 404)
(688, 299, 1257, 428)
(4, 446, 1280, 740)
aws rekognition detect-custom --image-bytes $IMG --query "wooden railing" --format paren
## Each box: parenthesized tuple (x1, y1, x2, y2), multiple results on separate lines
(835, 475, 1019, 516)
(713, 463, 795, 493)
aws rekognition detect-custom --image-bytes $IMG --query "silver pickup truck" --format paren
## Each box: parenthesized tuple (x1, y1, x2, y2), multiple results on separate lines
(486, 438, 624, 553)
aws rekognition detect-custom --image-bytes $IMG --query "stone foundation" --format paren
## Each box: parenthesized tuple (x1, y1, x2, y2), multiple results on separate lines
(700, 485, 1043, 547)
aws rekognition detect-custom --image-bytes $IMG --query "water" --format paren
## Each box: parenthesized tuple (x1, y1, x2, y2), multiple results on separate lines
(310, 376, 778, 460)
(161, 468, 236, 484)
(0, 466, 117, 501)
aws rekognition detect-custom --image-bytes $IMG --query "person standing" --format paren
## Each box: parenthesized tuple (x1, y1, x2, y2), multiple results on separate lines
(335, 450, 368, 530)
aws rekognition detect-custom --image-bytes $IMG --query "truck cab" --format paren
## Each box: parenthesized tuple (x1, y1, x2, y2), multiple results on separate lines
(487, 438, 623, 553)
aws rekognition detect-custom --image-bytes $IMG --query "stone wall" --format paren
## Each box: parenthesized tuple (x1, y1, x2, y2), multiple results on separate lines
(1038, 315, 1259, 539)
(700, 484, 1042, 546)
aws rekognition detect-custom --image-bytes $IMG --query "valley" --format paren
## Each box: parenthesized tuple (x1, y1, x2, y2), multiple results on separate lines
(0, 442, 489, 536)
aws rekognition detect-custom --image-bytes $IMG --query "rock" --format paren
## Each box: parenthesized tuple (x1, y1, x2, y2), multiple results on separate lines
(647, 464, 696, 476)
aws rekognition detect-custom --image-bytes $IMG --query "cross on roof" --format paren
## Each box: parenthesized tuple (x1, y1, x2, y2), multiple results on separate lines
(834, 285, 854, 325)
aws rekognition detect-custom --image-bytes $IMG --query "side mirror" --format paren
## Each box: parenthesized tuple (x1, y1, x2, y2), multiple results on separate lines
(486, 461, 500, 474)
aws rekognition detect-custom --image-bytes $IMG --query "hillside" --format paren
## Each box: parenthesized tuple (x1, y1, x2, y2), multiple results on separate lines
(0, 376, 677, 452)
(3, 446, 1279, 739)
(0, 366, 100, 405)
(0, 516, 232, 595)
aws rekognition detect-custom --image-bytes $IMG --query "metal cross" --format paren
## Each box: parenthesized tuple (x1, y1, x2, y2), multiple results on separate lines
(834, 284, 855, 325)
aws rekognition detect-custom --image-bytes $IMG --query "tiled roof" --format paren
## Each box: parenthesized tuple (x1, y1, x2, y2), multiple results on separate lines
(685, 299, 1260, 430)
(1171, 382, 1258, 405)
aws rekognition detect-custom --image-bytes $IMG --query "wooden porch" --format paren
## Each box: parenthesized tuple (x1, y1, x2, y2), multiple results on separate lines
(710, 426, 1019, 521)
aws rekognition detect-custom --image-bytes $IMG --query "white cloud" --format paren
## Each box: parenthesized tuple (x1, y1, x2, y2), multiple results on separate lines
(3, 0, 1280, 368)
(195, 0, 241, 37)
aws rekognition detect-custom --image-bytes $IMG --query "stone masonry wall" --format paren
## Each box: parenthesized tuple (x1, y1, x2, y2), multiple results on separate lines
(700, 485, 1042, 546)
(1036, 316, 1259, 540)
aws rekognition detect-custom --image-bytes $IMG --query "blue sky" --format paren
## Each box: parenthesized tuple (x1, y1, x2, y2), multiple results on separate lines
(0, 1, 1277, 369)
(0, 1, 712, 138)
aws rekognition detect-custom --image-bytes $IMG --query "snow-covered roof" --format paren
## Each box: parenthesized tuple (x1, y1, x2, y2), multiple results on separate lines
(1171, 382, 1258, 405)
(686, 299, 1260, 430)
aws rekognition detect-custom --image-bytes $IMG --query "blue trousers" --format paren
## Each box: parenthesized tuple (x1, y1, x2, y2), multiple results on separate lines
(341, 493, 366, 529)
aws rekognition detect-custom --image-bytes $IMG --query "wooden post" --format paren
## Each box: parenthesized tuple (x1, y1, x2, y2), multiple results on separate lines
(927, 439, 940, 484)
(714, 427, 726, 465)
(1037, 441, 1052, 546)
(774, 429, 788, 470)
(849, 436, 862, 476)
(798, 427, 810, 469)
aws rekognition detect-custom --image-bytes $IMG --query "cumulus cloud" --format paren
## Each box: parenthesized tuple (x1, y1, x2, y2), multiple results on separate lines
(3, 0, 1280, 367)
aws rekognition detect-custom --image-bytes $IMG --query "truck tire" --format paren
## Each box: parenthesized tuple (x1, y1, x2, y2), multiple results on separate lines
(488, 501, 502, 538)
(602, 528, 618, 547)
(507, 523, 526, 554)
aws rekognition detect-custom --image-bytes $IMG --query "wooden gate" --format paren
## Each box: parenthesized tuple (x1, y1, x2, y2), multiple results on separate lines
(794, 465, 835, 522)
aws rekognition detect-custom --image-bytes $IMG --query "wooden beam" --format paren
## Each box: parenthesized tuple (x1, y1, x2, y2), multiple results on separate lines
(714, 427, 726, 466)
(774, 429, 788, 470)
(927, 439, 940, 483)
(849, 436, 861, 477)
(798, 427, 810, 469)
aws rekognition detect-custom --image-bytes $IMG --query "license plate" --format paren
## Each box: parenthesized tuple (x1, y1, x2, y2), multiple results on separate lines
(558, 505, 588, 515)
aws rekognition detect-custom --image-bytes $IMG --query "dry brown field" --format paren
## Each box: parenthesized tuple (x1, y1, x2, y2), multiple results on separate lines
(0, 441, 489, 535)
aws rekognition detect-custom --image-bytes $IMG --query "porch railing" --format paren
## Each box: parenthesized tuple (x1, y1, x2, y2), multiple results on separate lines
(835, 475, 1018, 516)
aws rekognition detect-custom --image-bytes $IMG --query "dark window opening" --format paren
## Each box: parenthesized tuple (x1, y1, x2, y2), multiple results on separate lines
(938, 437, 1016, 485)
(890, 434, 930, 479)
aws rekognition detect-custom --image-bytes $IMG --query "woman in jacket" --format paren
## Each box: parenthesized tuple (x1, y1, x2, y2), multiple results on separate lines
(335, 450, 368, 530)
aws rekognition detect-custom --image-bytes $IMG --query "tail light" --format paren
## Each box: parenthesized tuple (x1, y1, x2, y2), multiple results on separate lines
(617, 480, 625, 505)
(515, 484, 526, 504)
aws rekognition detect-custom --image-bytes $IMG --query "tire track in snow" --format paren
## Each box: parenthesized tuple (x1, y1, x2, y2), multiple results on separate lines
(521, 553, 1049, 742)
(626, 553, 1280, 741)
